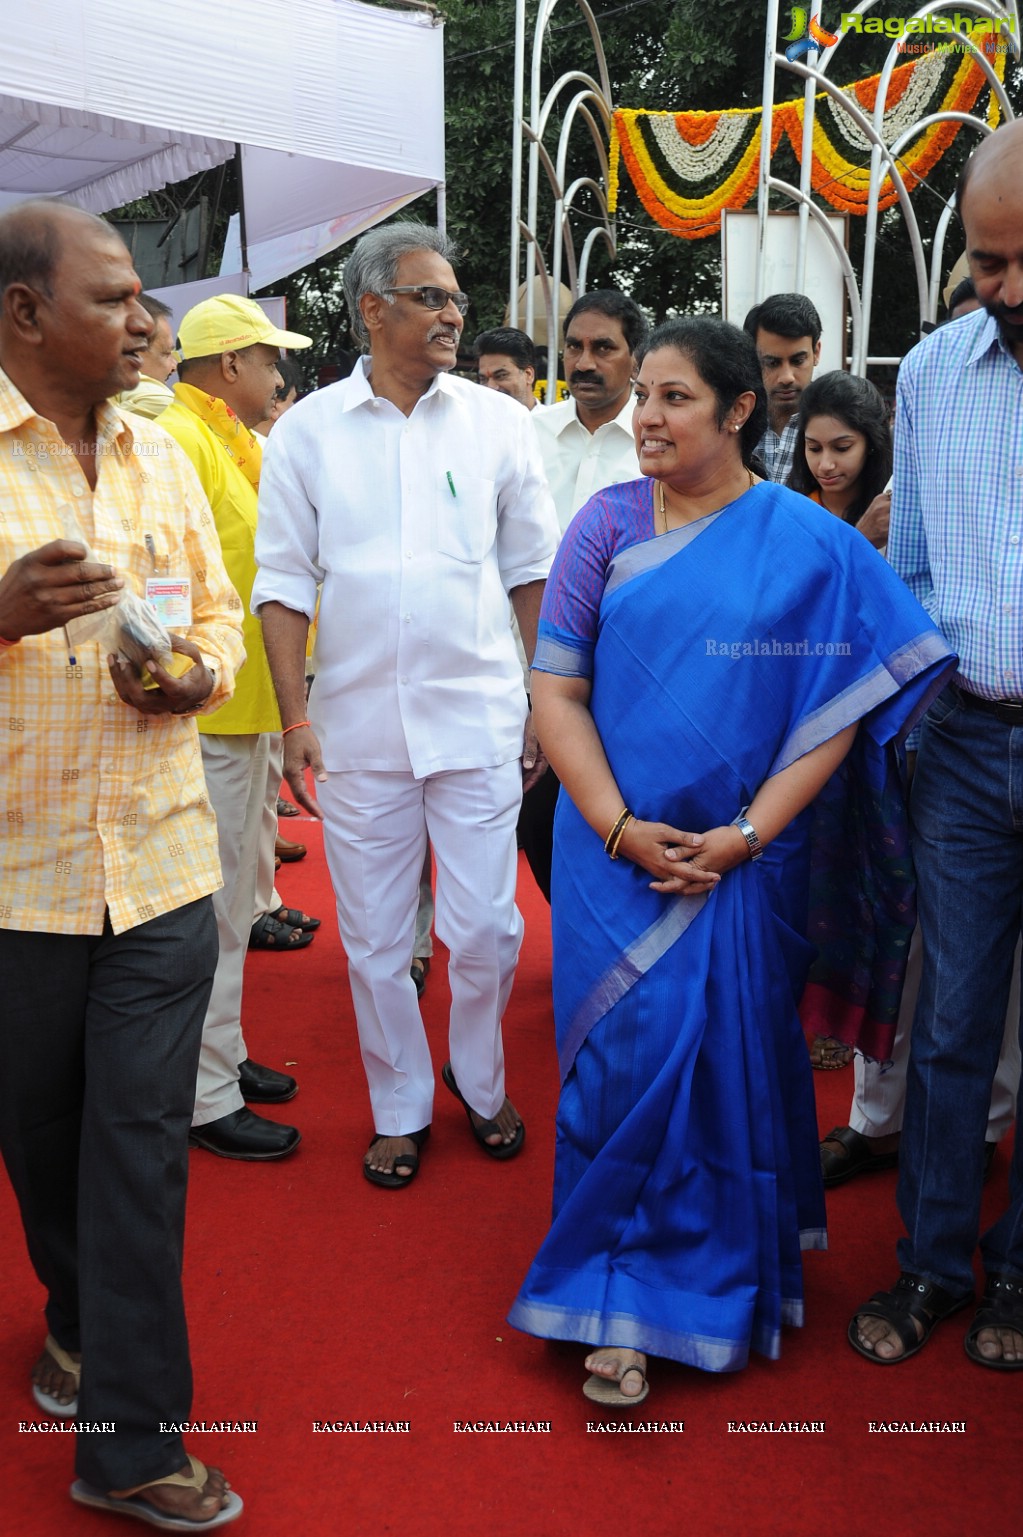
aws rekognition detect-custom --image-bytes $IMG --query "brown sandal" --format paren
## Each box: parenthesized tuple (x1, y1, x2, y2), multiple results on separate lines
(71, 1453, 244, 1528)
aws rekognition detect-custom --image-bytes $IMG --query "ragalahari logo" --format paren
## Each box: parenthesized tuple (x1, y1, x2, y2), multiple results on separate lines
(783, 7, 841, 60)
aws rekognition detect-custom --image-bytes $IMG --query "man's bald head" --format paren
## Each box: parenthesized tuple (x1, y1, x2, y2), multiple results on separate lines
(956, 120, 1023, 226)
(0, 200, 121, 300)
(955, 121, 1023, 358)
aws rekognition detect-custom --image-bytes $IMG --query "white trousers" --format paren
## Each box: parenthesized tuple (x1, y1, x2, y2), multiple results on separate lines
(850, 927, 1021, 1140)
(252, 732, 283, 923)
(414, 842, 434, 962)
(193, 732, 270, 1125)
(320, 763, 524, 1135)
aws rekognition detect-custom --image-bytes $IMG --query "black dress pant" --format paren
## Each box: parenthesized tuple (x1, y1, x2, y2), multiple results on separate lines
(517, 765, 560, 904)
(0, 897, 217, 1489)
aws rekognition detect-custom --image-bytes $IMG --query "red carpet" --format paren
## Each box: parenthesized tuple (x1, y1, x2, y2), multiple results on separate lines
(1, 811, 1016, 1536)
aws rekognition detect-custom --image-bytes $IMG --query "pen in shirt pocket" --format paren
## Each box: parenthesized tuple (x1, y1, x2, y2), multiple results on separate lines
(446, 471, 457, 498)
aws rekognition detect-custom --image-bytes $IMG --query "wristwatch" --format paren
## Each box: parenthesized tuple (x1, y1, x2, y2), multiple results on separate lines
(734, 815, 763, 861)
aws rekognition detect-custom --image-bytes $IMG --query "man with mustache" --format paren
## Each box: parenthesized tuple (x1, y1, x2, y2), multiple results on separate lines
(532, 289, 646, 535)
(523, 292, 647, 903)
(253, 224, 558, 1187)
(850, 120, 1023, 1371)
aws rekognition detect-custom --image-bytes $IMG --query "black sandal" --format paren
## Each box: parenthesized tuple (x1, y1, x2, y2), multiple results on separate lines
(249, 913, 313, 950)
(362, 1127, 430, 1189)
(848, 1272, 972, 1364)
(964, 1275, 1023, 1371)
(441, 1061, 524, 1160)
(271, 904, 320, 932)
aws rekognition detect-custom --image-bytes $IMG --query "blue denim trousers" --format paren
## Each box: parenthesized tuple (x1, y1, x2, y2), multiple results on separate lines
(898, 686, 1023, 1294)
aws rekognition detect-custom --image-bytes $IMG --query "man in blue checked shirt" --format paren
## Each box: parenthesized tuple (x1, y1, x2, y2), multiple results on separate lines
(850, 120, 1023, 1372)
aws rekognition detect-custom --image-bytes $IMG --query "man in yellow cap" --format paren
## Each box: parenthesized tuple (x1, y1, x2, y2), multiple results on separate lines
(161, 294, 312, 1160)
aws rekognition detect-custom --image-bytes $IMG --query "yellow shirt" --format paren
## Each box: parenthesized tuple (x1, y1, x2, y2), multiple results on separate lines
(114, 374, 175, 420)
(160, 384, 281, 735)
(0, 368, 245, 935)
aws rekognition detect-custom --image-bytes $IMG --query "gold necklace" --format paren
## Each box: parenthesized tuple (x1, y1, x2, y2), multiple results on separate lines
(658, 468, 755, 532)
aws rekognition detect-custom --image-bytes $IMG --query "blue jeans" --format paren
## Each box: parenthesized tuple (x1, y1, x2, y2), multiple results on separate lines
(897, 686, 1023, 1293)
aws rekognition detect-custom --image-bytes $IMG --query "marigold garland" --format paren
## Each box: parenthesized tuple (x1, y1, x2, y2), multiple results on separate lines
(609, 42, 1005, 238)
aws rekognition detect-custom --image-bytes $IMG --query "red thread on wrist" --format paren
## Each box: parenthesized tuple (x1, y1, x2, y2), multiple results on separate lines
(281, 719, 311, 736)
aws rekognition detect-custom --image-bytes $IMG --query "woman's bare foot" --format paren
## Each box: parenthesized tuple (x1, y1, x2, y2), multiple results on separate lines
(584, 1347, 648, 1397)
(810, 1035, 853, 1069)
(32, 1339, 81, 1409)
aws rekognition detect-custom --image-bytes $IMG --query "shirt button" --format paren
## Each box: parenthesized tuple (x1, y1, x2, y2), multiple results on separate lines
(1012, 536, 1021, 545)
(403, 614, 412, 623)
(1015, 467, 1023, 478)
(74, 484, 87, 496)
(405, 550, 412, 559)
(400, 675, 408, 684)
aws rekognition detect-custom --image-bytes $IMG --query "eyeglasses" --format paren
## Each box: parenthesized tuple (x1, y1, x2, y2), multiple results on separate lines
(382, 285, 470, 316)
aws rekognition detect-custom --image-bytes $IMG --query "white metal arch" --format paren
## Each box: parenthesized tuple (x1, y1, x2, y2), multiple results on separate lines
(757, 0, 1018, 372)
(508, 0, 1018, 381)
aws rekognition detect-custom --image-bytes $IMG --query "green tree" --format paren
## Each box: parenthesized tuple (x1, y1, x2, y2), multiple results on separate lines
(108, 1, 1021, 369)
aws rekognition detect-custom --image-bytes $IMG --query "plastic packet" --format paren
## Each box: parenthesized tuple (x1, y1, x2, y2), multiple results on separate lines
(58, 505, 188, 683)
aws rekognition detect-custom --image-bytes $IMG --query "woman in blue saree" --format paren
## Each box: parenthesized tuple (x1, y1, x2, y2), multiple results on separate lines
(508, 319, 954, 1405)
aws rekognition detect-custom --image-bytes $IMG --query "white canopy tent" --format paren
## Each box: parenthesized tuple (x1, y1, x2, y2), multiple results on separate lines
(0, 0, 445, 291)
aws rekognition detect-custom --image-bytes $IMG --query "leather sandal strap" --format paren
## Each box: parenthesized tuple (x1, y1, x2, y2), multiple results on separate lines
(973, 1273, 1023, 1328)
(118, 1453, 207, 1500)
(43, 1334, 82, 1383)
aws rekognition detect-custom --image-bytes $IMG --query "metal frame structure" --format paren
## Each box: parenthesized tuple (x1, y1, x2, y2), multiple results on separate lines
(509, 0, 616, 393)
(756, 1, 1018, 371)
(508, 1, 1018, 377)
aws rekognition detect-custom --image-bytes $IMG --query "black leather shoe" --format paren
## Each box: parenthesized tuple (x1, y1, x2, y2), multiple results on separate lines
(189, 1107, 301, 1161)
(238, 1057, 298, 1103)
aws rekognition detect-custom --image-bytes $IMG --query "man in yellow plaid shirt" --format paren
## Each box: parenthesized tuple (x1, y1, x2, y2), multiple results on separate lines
(0, 201, 245, 1528)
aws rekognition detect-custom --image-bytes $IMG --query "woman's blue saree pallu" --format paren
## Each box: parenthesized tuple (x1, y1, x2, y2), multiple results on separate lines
(509, 482, 955, 1371)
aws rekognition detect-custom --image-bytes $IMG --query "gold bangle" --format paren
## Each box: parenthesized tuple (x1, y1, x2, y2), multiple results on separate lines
(603, 807, 631, 855)
(608, 813, 633, 860)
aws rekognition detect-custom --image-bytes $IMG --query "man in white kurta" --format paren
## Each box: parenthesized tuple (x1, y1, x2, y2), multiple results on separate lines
(252, 225, 558, 1185)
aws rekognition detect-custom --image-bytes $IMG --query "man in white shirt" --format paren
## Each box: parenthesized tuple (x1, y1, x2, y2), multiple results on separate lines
(521, 291, 647, 901)
(253, 224, 558, 1188)
(531, 289, 647, 534)
(475, 327, 538, 410)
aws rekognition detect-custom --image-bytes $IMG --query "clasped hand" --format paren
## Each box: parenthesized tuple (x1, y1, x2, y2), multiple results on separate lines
(616, 819, 750, 894)
(108, 635, 213, 717)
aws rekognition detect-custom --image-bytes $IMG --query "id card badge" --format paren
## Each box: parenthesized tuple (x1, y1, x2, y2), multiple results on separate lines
(145, 576, 192, 629)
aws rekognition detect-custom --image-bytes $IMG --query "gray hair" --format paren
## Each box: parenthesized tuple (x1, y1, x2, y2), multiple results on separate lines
(343, 222, 459, 348)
